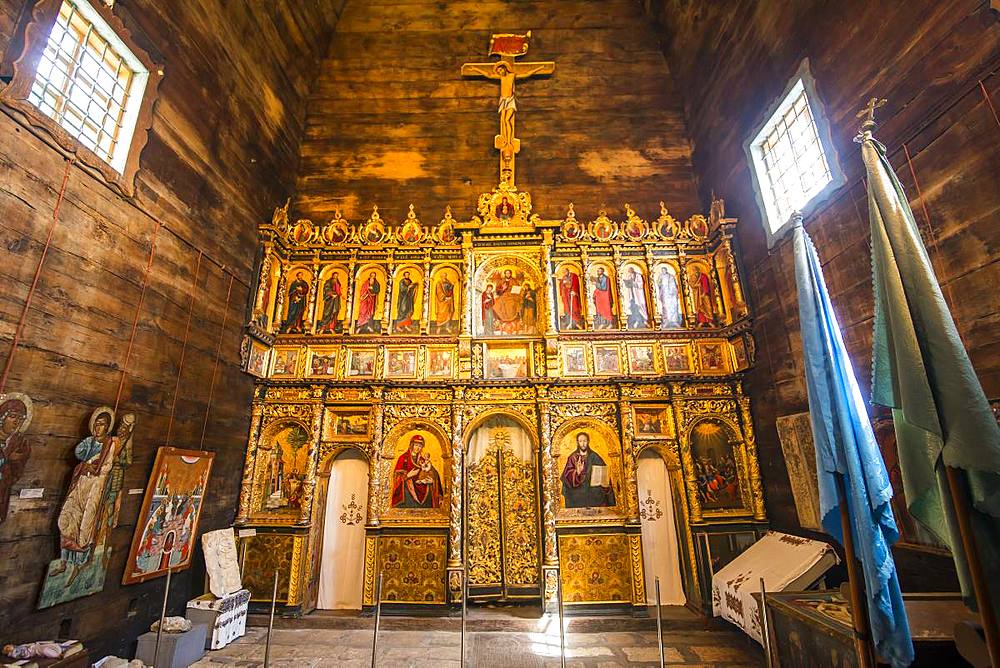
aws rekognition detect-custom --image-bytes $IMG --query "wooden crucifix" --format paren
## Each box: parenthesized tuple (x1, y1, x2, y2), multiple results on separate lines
(462, 31, 554, 187)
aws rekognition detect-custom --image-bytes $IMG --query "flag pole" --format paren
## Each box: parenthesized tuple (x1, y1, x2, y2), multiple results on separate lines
(835, 473, 876, 668)
(944, 465, 1000, 666)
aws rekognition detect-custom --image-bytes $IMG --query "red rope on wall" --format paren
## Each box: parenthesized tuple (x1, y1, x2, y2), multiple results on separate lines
(200, 273, 235, 448)
(165, 251, 203, 446)
(0, 159, 72, 395)
(980, 80, 1000, 129)
(114, 222, 162, 413)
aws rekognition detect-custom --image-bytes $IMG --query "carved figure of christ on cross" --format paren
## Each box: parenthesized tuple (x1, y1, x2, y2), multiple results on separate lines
(462, 32, 554, 187)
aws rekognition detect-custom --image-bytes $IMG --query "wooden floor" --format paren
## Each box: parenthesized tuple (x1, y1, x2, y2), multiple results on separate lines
(194, 607, 763, 667)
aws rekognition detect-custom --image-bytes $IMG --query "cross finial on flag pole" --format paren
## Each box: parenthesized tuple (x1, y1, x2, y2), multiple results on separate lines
(855, 97, 887, 142)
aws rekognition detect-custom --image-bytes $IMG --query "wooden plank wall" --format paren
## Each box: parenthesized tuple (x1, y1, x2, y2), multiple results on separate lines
(292, 0, 701, 225)
(0, 0, 343, 655)
(645, 0, 999, 587)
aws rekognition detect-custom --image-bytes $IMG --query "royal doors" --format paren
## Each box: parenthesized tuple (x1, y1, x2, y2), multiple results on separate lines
(465, 416, 541, 601)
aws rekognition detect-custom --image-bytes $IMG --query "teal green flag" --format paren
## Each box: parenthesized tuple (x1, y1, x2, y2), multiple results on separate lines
(864, 136, 1000, 613)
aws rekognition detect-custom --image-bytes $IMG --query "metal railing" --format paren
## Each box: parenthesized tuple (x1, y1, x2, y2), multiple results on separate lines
(371, 572, 384, 668)
(655, 576, 665, 668)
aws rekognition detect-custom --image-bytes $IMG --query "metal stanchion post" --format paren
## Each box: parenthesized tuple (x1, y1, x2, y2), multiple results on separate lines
(461, 567, 467, 667)
(371, 572, 383, 668)
(655, 576, 664, 668)
(264, 569, 278, 668)
(153, 567, 171, 668)
(557, 569, 567, 668)
(759, 578, 774, 668)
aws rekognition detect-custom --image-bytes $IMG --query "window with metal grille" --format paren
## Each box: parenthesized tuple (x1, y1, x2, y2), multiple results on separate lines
(747, 71, 839, 244)
(28, 0, 148, 173)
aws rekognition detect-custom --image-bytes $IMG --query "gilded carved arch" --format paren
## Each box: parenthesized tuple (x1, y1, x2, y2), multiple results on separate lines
(462, 408, 539, 454)
(634, 440, 681, 471)
(318, 442, 373, 475)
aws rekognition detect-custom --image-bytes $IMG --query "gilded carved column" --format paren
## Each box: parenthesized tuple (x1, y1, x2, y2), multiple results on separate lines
(448, 388, 465, 567)
(383, 254, 396, 335)
(677, 252, 695, 329)
(237, 401, 265, 523)
(536, 387, 560, 606)
(447, 388, 466, 602)
(273, 272, 287, 333)
(306, 257, 321, 333)
(366, 387, 386, 526)
(580, 247, 593, 330)
(670, 383, 702, 523)
(345, 252, 358, 333)
(542, 230, 558, 337)
(461, 234, 475, 337)
(736, 384, 766, 520)
(421, 251, 432, 335)
(252, 249, 272, 318)
(536, 389, 557, 565)
(709, 256, 728, 326)
(720, 234, 749, 320)
(299, 403, 323, 524)
(644, 248, 661, 330)
(619, 390, 641, 524)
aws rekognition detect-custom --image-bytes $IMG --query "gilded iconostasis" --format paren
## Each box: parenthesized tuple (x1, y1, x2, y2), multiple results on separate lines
(234, 184, 766, 616)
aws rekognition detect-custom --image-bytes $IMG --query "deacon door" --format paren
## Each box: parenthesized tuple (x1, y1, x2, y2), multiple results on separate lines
(465, 417, 541, 601)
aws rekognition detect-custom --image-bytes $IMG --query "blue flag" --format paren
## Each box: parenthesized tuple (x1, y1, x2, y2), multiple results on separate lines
(793, 221, 914, 666)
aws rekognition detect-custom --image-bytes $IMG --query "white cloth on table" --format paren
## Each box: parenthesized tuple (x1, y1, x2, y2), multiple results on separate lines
(712, 530, 838, 644)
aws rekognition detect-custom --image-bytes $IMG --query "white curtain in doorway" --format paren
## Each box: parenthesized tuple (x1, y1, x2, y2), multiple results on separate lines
(318, 449, 369, 609)
(467, 416, 533, 464)
(638, 451, 685, 605)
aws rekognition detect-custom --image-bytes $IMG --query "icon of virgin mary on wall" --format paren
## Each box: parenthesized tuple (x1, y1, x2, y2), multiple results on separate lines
(391, 434, 443, 509)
